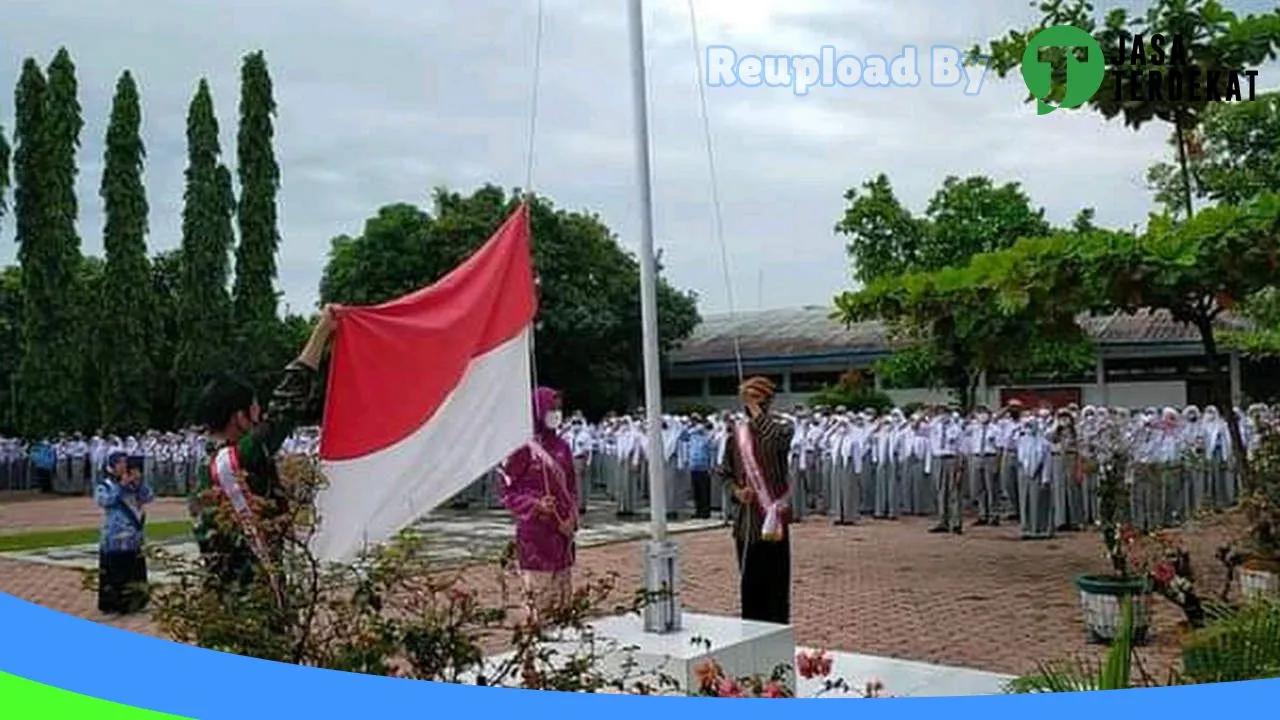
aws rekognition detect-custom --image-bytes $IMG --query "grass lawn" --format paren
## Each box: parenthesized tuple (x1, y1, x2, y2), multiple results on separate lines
(0, 521, 193, 553)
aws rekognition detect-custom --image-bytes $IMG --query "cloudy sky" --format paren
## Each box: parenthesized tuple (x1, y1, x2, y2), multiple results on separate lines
(0, 0, 1275, 317)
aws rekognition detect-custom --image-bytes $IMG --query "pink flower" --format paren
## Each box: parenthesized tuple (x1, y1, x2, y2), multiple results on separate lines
(716, 677, 743, 698)
(796, 649, 833, 679)
(1152, 561, 1176, 585)
(762, 681, 787, 698)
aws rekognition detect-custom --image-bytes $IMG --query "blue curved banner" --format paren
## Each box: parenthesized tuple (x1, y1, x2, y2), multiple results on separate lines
(0, 591, 1274, 716)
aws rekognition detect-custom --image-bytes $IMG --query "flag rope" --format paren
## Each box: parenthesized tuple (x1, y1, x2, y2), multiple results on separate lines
(524, 0, 546, 392)
(685, 0, 744, 386)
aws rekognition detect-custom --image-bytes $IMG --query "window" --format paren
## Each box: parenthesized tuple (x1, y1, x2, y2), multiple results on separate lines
(708, 375, 740, 396)
(708, 373, 784, 396)
(664, 377, 703, 397)
(1104, 357, 1186, 382)
(789, 371, 841, 393)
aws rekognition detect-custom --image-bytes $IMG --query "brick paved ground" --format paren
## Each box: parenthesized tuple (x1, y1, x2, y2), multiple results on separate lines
(0, 494, 191, 534)
(0, 494, 1237, 679)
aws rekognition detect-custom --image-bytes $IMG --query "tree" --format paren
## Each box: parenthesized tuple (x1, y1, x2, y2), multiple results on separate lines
(0, 124, 9, 223)
(173, 79, 236, 422)
(1149, 91, 1280, 216)
(148, 249, 184, 430)
(98, 70, 152, 433)
(972, 0, 1280, 219)
(319, 185, 700, 417)
(232, 50, 283, 390)
(834, 173, 1076, 406)
(14, 50, 87, 438)
(0, 266, 21, 434)
(975, 195, 1280, 478)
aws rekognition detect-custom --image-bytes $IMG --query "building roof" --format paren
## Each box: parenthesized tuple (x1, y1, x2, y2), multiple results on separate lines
(669, 306, 1247, 364)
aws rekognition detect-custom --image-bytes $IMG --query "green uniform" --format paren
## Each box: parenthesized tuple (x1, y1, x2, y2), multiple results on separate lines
(189, 362, 317, 589)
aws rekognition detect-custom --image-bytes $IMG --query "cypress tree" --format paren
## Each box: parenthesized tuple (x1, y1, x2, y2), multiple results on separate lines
(42, 48, 87, 433)
(232, 51, 282, 385)
(99, 71, 152, 432)
(12, 59, 46, 437)
(173, 79, 235, 422)
(15, 50, 86, 437)
(0, 125, 9, 222)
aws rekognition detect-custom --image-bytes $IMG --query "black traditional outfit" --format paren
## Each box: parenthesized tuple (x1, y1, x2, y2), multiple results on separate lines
(718, 404, 795, 625)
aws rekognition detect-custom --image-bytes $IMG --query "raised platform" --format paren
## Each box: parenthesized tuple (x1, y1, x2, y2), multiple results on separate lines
(590, 612, 796, 691)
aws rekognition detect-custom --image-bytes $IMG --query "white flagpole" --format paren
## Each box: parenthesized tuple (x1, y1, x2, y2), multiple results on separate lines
(628, 0, 681, 633)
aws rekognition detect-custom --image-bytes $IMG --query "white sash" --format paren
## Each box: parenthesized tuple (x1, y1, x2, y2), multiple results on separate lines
(208, 446, 272, 565)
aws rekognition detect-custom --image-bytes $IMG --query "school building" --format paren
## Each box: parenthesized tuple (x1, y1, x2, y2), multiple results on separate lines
(661, 306, 1259, 411)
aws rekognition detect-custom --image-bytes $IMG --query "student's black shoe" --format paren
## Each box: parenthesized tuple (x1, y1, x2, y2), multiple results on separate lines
(928, 525, 949, 533)
(951, 527, 964, 535)
(974, 518, 990, 526)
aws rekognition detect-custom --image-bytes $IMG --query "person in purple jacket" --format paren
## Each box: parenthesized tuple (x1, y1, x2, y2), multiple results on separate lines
(500, 387, 579, 617)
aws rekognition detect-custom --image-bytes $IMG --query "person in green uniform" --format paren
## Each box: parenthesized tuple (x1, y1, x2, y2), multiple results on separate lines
(189, 307, 336, 592)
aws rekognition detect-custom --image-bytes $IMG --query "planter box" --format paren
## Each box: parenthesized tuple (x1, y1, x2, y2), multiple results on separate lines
(1239, 566, 1280, 600)
(1073, 574, 1151, 645)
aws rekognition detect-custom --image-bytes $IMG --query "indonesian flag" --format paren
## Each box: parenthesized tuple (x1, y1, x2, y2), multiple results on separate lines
(311, 204, 537, 563)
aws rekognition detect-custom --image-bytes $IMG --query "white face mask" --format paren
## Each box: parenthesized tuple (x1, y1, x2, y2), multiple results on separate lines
(544, 410, 563, 430)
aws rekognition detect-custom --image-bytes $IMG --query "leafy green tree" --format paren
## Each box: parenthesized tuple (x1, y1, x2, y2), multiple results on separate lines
(77, 255, 105, 431)
(983, 195, 1280, 476)
(15, 50, 87, 438)
(173, 79, 236, 422)
(972, 0, 1280, 219)
(319, 185, 700, 416)
(834, 173, 1081, 407)
(148, 249, 184, 430)
(98, 70, 152, 433)
(1149, 92, 1280, 216)
(0, 267, 22, 434)
(0, 124, 9, 222)
(232, 50, 283, 390)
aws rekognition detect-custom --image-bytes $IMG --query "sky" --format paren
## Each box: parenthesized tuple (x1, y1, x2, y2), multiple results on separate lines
(0, 0, 1276, 317)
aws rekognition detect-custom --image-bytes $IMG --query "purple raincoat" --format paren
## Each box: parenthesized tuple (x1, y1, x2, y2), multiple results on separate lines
(500, 387, 578, 573)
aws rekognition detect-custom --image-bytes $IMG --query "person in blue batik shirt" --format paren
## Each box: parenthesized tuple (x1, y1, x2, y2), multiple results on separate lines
(685, 416, 716, 519)
(95, 452, 153, 615)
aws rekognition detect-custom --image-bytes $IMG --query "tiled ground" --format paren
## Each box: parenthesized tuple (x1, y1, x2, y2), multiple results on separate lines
(0, 494, 1234, 683)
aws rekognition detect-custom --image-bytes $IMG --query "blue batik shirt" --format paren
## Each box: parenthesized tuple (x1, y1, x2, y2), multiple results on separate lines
(684, 427, 714, 471)
(95, 474, 154, 552)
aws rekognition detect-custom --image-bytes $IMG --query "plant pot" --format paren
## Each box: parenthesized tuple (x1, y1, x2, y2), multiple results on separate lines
(1073, 574, 1151, 645)
(1239, 559, 1280, 601)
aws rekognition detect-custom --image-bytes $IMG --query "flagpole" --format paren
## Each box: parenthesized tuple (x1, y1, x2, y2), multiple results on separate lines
(628, 0, 681, 633)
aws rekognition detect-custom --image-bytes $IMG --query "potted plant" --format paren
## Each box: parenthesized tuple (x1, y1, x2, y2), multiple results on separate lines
(1236, 428, 1280, 599)
(1073, 417, 1152, 644)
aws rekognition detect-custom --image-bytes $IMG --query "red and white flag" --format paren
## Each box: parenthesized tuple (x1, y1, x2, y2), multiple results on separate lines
(312, 205, 537, 563)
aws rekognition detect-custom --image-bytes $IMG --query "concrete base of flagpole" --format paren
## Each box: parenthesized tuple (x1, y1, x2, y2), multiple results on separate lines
(474, 613, 796, 694)
(641, 539, 682, 633)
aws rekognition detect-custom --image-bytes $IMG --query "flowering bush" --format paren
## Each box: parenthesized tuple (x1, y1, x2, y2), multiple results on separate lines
(138, 455, 664, 693)
(690, 649, 891, 698)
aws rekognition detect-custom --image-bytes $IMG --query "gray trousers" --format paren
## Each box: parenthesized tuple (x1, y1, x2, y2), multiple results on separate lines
(617, 459, 641, 515)
(999, 452, 1019, 518)
(1130, 464, 1159, 533)
(933, 456, 962, 530)
(874, 458, 898, 519)
(968, 454, 1000, 523)
(1051, 452, 1085, 529)
(1019, 465, 1054, 539)
(574, 457, 589, 512)
(828, 458, 861, 525)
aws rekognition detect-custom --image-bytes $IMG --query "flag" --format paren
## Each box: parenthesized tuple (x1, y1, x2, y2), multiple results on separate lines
(311, 204, 537, 563)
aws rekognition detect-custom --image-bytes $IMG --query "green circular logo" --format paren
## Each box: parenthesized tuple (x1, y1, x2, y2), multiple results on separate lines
(1021, 25, 1105, 115)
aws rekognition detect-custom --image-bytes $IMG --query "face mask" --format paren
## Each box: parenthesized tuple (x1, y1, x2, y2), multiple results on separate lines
(544, 410, 563, 430)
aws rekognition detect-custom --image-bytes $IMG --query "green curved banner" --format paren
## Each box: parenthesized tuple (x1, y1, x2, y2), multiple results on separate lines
(0, 671, 191, 719)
